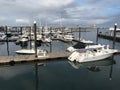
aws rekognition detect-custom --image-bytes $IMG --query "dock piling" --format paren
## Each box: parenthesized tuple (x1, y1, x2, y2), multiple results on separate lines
(20, 27, 23, 35)
(113, 23, 117, 49)
(34, 21, 37, 58)
(96, 28, 99, 44)
(79, 27, 81, 41)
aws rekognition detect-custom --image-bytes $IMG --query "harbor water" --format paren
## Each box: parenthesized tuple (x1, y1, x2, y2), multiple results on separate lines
(0, 29, 120, 90)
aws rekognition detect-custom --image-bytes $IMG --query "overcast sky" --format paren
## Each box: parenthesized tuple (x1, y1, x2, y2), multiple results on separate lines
(0, 0, 120, 27)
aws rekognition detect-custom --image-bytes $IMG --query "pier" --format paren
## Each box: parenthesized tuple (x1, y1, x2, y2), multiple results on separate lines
(0, 51, 120, 66)
(0, 24, 119, 66)
(0, 52, 71, 65)
(0, 51, 120, 65)
(98, 33, 120, 42)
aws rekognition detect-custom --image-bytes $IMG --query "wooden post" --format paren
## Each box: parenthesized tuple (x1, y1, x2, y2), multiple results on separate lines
(5, 26, 9, 56)
(109, 65, 113, 80)
(79, 27, 81, 41)
(6, 39, 9, 56)
(113, 23, 117, 49)
(41, 26, 44, 37)
(30, 26, 32, 49)
(50, 42, 52, 52)
(70, 28, 72, 33)
(5, 26, 8, 38)
(96, 28, 99, 44)
(20, 27, 23, 35)
(34, 21, 37, 58)
(50, 27, 52, 52)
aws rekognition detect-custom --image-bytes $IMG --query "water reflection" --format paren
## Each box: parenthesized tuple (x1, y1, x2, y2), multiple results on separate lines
(35, 63, 39, 90)
(0, 42, 5, 45)
(34, 62, 46, 90)
(68, 59, 115, 70)
(68, 58, 115, 80)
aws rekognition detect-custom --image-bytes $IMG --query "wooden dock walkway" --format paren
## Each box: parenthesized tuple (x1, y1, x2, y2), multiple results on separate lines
(98, 33, 120, 42)
(0, 36, 120, 66)
(0, 52, 71, 65)
(0, 50, 120, 65)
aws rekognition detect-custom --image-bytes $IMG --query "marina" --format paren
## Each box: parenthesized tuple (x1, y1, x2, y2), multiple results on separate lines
(0, 0, 120, 90)
(98, 33, 120, 42)
(0, 25, 120, 90)
(0, 24, 119, 65)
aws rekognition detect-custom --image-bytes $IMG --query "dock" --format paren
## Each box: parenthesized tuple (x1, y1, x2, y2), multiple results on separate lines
(98, 33, 120, 42)
(0, 50, 120, 66)
(0, 52, 71, 65)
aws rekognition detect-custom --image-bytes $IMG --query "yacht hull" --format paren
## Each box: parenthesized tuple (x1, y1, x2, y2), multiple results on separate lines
(68, 49, 117, 63)
(76, 53, 113, 63)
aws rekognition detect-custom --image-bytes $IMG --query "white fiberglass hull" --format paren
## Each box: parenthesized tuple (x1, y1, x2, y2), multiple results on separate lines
(68, 49, 117, 63)
(64, 38, 73, 41)
(76, 53, 113, 63)
(16, 49, 35, 54)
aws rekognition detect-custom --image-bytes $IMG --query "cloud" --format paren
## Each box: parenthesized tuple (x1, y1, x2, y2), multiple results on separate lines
(16, 19, 30, 23)
(0, 0, 75, 25)
(62, 6, 109, 25)
(85, 0, 101, 3)
(0, 0, 119, 26)
(0, 16, 6, 21)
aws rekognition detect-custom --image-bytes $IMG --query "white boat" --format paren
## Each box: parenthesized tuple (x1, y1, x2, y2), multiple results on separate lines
(68, 59, 115, 71)
(80, 39, 93, 44)
(68, 45, 118, 63)
(42, 27, 50, 35)
(109, 27, 120, 31)
(41, 35, 52, 43)
(56, 30, 62, 34)
(19, 34, 29, 44)
(0, 32, 6, 40)
(20, 38, 28, 42)
(67, 39, 94, 52)
(63, 33, 74, 41)
(16, 48, 36, 54)
(16, 48, 48, 56)
(67, 43, 103, 52)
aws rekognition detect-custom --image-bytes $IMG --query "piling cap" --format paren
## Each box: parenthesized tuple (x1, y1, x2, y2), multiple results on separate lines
(34, 21, 37, 24)
(115, 23, 117, 26)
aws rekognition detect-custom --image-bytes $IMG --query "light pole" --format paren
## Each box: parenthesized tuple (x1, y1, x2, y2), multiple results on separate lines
(113, 23, 117, 49)
(34, 21, 37, 58)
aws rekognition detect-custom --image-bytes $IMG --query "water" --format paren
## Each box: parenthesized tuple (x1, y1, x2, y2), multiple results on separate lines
(0, 29, 120, 90)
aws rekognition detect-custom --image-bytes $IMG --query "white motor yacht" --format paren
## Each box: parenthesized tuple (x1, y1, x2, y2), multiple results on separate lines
(68, 45, 118, 63)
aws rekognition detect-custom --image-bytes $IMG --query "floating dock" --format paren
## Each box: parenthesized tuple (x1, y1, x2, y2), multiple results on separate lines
(98, 33, 120, 42)
(0, 50, 120, 66)
(0, 52, 71, 65)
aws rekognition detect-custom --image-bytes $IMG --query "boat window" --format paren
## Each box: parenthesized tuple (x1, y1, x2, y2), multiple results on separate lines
(93, 49, 97, 52)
